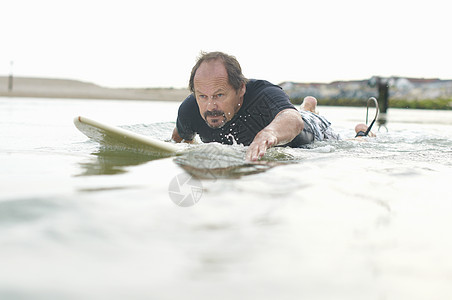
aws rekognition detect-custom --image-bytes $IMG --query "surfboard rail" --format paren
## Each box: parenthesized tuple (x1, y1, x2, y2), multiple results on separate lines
(74, 116, 179, 155)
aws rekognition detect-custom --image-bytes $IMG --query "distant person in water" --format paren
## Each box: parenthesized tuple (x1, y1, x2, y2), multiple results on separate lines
(171, 51, 339, 161)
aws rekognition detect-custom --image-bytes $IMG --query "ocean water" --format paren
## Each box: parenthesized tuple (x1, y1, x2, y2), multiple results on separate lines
(0, 97, 451, 300)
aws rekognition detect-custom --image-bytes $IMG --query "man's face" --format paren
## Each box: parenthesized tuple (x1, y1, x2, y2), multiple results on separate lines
(194, 60, 245, 129)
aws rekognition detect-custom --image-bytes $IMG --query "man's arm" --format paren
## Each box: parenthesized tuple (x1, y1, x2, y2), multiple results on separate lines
(172, 127, 194, 143)
(246, 109, 304, 161)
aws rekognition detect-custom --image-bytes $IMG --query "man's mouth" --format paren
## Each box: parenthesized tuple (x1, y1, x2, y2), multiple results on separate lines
(204, 110, 226, 128)
(204, 110, 224, 118)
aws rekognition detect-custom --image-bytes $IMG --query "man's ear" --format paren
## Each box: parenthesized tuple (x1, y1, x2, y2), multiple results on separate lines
(239, 82, 246, 98)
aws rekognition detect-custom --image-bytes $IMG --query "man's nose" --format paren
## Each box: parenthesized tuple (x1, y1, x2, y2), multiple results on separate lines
(206, 100, 218, 111)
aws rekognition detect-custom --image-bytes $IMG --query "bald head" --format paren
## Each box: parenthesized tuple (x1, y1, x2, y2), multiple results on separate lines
(193, 59, 229, 96)
(189, 51, 248, 94)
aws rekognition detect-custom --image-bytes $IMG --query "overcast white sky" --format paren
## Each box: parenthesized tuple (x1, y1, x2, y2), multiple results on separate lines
(1, 0, 450, 88)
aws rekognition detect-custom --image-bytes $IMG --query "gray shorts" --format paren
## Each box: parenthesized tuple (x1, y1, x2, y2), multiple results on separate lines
(298, 129, 315, 145)
(300, 111, 340, 141)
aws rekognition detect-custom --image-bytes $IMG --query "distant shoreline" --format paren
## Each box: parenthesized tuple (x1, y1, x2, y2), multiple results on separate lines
(0, 76, 190, 101)
(2, 76, 451, 110)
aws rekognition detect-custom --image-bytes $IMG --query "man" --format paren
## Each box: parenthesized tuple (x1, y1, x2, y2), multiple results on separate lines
(172, 52, 336, 161)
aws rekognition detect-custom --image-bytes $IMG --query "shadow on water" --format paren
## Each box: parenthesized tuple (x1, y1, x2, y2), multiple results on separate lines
(75, 143, 296, 179)
(75, 147, 166, 176)
(175, 158, 283, 180)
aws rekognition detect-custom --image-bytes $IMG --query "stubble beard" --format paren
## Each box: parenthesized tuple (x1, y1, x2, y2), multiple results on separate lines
(204, 110, 226, 129)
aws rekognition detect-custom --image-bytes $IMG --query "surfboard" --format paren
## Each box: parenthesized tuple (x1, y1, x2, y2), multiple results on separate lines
(74, 116, 179, 155)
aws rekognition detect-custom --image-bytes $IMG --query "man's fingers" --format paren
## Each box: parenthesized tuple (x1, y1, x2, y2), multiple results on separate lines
(246, 145, 258, 161)
(247, 140, 268, 161)
(246, 132, 279, 161)
(258, 145, 267, 158)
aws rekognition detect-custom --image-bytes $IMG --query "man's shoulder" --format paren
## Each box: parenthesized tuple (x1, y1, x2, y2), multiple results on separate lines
(244, 79, 287, 102)
(178, 93, 201, 124)
(246, 79, 283, 91)
(242, 79, 295, 119)
(180, 93, 196, 104)
(179, 93, 198, 111)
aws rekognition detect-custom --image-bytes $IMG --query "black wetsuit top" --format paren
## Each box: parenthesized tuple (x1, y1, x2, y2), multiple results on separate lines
(176, 79, 311, 147)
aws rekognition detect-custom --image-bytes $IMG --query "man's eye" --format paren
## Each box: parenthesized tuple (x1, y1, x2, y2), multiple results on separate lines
(217, 94, 224, 98)
(199, 95, 207, 99)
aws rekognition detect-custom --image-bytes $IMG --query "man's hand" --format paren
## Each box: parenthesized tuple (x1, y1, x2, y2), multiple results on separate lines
(246, 130, 278, 161)
(246, 109, 304, 161)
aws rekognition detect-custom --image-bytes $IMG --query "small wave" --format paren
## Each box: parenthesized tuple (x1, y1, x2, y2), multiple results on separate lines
(173, 143, 288, 179)
(177, 143, 247, 169)
(308, 145, 336, 153)
(120, 122, 175, 141)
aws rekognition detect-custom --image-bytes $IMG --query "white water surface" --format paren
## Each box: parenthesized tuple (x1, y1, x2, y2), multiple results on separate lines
(0, 97, 451, 300)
